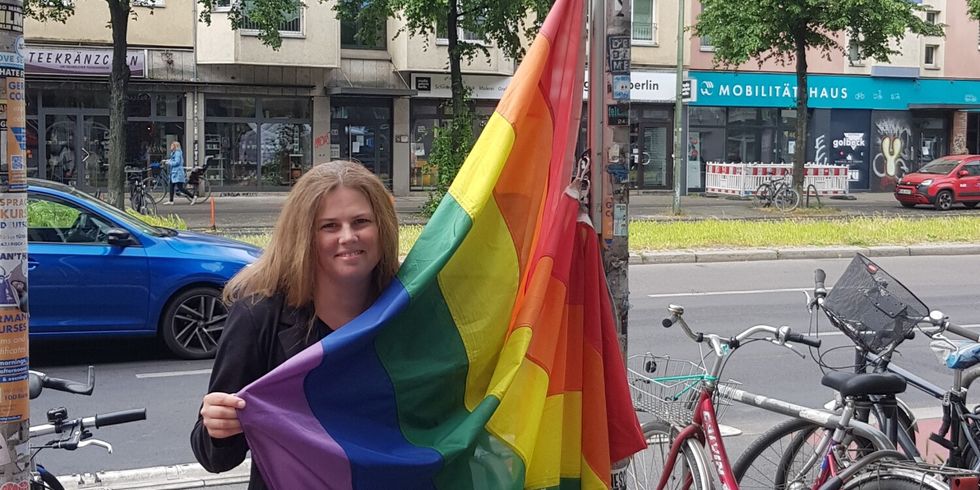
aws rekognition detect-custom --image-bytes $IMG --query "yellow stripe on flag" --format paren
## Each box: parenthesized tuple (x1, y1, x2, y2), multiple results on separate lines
(448, 114, 516, 217)
(439, 194, 521, 411)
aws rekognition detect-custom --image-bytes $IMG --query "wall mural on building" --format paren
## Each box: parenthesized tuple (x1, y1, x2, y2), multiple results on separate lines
(814, 135, 829, 165)
(871, 114, 912, 191)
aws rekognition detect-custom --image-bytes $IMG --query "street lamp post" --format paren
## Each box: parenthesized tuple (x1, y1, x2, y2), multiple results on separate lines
(672, 0, 685, 214)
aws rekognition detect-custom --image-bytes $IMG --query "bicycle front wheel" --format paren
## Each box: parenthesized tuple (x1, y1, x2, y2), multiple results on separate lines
(193, 178, 212, 204)
(140, 189, 157, 215)
(144, 176, 169, 204)
(733, 418, 888, 489)
(754, 183, 773, 206)
(626, 420, 711, 490)
(773, 186, 801, 211)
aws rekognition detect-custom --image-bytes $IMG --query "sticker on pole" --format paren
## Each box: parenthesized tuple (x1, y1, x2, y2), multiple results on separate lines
(0, 194, 27, 423)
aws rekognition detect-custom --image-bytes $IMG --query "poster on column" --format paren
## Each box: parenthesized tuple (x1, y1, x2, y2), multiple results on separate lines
(0, 32, 28, 424)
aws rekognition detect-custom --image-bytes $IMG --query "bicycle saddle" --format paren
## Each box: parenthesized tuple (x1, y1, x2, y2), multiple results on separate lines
(821, 371, 906, 397)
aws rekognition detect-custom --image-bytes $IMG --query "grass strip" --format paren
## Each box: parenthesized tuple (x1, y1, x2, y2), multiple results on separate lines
(223, 216, 980, 254)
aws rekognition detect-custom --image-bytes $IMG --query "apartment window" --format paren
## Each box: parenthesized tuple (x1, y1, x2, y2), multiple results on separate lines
(436, 17, 485, 44)
(341, 17, 386, 49)
(847, 38, 864, 66)
(924, 44, 939, 67)
(240, 7, 302, 33)
(632, 0, 656, 43)
(700, 35, 714, 51)
(925, 11, 938, 24)
(215, 0, 302, 32)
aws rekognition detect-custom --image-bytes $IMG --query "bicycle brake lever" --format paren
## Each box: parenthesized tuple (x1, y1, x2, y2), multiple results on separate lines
(768, 337, 806, 359)
(78, 439, 112, 454)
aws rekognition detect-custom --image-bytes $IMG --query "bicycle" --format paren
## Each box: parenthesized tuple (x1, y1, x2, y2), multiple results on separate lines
(28, 367, 147, 490)
(622, 303, 938, 489)
(126, 165, 156, 215)
(143, 161, 171, 204)
(185, 155, 214, 204)
(755, 172, 801, 211)
(734, 256, 980, 487)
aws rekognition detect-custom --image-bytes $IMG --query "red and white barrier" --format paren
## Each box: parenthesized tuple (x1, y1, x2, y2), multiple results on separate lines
(705, 162, 849, 197)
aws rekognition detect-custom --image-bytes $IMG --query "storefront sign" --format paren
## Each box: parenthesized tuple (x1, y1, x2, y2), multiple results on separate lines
(411, 73, 509, 100)
(25, 46, 146, 78)
(585, 72, 679, 102)
(414, 71, 680, 103)
(690, 71, 980, 110)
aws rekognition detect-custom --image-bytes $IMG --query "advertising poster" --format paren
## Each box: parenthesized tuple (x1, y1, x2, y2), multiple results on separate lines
(0, 194, 27, 423)
(0, 27, 28, 424)
(829, 110, 871, 191)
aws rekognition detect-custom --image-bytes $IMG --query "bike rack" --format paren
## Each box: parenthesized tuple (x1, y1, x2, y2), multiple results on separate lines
(805, 184, 822, 208)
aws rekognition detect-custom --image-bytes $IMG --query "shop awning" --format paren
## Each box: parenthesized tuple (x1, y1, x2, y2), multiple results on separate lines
(326, 59, 416, 97)
(326, 86, 417, 97)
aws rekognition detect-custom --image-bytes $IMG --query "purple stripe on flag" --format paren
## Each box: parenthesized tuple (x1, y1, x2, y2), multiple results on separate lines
(239, 343, 353, 490)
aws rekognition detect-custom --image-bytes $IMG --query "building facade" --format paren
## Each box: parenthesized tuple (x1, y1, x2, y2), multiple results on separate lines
(686, 0, 980, 192)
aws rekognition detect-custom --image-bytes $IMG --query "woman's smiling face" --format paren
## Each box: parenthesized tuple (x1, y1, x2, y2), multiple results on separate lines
(314, 186, 381, 290)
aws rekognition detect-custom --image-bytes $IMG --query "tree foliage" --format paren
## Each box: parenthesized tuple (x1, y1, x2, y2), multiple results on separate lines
(970, 0, 980, 20)
(694, 0, 943, 190)
(25, 0, 151, 209)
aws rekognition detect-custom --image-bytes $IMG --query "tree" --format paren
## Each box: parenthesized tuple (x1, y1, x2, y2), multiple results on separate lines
(970, 0, 980, 19)
(694, 0, 943, 192)
(26, 0, 149, 209)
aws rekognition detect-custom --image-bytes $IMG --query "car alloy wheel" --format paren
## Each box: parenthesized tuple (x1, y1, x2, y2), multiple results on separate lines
(934, 190, 953, 211)
(161, 287, 228, 359)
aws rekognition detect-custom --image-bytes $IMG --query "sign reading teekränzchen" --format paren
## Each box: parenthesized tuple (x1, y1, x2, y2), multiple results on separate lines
(691, 71, 980, 110)
(25, 47, 146, 78)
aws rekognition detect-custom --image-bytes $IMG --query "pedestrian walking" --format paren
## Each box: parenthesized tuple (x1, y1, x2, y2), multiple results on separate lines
(164, 141, 194, 205)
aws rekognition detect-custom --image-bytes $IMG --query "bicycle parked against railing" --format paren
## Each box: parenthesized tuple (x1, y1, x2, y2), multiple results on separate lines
(28, 367, 147, 490)
(755, 172, 801, 211)
(126, 165, 156, 215)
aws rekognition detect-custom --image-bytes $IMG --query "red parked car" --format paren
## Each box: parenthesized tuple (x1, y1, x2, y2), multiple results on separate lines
(894, 155, 980, 210)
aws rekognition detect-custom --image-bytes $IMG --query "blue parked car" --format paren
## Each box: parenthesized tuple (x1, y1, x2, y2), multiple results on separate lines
(26, 179, 260, 359)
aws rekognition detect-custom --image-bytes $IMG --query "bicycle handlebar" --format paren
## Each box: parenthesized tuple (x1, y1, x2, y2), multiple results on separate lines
(662, 304, 821, 352)
(29, 367, 94, 400)
(96, 409, 147, 428)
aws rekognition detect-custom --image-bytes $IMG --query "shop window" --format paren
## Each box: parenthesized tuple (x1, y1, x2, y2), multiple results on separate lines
(632, 0, 656, 43)
(44, 90, 110, 109)
(689, 107, 725, 126)
(262, 98, 310, 119)
(128, 93, 152, 118)
(27, 119, 39, 179)
(259, 123, 311, 186)
(127, 121, 183, 166)
(205, 122, 260, 187)
(206, 97, 257, 118)
(156, 94, 184, 117)
(726, 128, 758, 163)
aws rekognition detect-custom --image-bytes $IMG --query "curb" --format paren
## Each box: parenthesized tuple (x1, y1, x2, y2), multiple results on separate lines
(57, 461, 250, 490)
(630, 243, 980, 265)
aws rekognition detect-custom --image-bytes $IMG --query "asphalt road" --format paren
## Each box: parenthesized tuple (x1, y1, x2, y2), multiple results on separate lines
(26, 254, 980, 479)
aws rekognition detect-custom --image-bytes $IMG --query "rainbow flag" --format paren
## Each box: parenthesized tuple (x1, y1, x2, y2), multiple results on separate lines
(236, 0, 647, 485)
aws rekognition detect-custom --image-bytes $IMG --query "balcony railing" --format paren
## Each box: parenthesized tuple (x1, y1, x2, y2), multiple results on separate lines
(240, 11, 302, 33)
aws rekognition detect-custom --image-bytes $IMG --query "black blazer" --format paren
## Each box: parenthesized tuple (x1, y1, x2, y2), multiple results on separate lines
(190, 293, 332, 490)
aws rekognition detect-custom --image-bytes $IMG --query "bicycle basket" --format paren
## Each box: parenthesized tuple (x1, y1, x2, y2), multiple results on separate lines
(626, 353, 736, 426)
(822, 254, 928, 355)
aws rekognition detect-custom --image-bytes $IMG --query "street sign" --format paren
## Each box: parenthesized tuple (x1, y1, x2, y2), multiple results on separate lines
(607, 35, 630, 74)
(607, 104, 629, 126)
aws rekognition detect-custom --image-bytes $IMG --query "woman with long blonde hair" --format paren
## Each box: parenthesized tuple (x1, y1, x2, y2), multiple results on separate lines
(191, 160, 399, 490)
